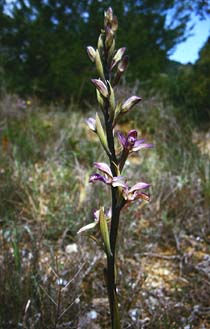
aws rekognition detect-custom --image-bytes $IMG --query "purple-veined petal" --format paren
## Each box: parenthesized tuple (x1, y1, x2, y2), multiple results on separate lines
(121, 96, 142, 113)
(132, 142, 153, 152)
(86, 46, 96, 62)
(129, 182, 150, 193)
(117, 131, 126, 147)
(91, 79, 109, 98)
(89, 173, 106, 184)
(94, 162, 113, 178)
(86, 117, 96, 131)
(112, 176, 127, 188)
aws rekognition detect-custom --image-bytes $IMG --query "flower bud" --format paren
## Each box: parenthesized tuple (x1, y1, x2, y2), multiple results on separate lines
(111, 15, 118, 31)
(104, 7, 113, 27)
(121, 96, 142, 113)
(108, 39, 115, 61)
(95, 49, 105, 80)
(118, 56, 129, 73)
(91, 79, 108, 98)
(105, 26, 114, 49)
(112, 56, 129, 86)
(111, 47, 126, 70)
(87, 46, 96, 62)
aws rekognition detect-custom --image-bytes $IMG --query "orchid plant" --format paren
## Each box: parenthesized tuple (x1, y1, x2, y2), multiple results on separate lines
(78, 7, 153, 328)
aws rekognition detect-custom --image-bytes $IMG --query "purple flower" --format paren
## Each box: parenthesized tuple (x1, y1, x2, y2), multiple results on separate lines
(117, 129, 153, 152)
(89, 162, 150, 204)
(89, 162, 126, 187)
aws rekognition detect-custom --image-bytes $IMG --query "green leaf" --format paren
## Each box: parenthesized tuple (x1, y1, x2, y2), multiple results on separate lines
(99, 207, 112, 257)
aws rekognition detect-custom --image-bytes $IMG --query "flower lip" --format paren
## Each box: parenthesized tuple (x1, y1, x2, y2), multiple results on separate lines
(89, 173, 106, 184)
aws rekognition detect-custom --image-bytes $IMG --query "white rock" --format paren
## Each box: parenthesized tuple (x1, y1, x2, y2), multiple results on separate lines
(65, 243, 78, 254)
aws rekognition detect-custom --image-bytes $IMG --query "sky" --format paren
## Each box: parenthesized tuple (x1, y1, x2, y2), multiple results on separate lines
(169, 16, 210, 64)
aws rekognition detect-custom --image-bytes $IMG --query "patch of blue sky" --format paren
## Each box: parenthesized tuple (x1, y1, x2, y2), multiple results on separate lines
(169, 16, 210, 64)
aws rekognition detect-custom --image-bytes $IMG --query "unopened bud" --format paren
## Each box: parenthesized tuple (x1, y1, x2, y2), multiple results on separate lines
(108, 39, 115, 61)
(118, 56, 129, 73)
(121, 96, 142, 113)
(113, 56, 129, 86)
(111, 15, 118, 31)
(87, 46, 96, 62)
(91, 79, 109, 98)
(95, 49, 105, 80)
(104, 7, 113, 26)
(111, 47, 126, 70)
(105, 26, 114, 49)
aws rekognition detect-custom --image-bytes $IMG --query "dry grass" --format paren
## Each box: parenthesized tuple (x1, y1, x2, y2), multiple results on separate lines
(0, 93, 209, 328)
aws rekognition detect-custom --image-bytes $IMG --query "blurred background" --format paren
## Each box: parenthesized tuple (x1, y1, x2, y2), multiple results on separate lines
(0, 1, 210, 328)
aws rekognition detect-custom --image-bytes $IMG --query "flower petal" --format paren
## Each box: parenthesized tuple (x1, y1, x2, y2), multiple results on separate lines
(129, 182, 150, 193)
(125, 130, 137, 149)
(132, 142, 153, 152)
(77, 221, 98, 234)
(89, 173, 106, 184)
(91, 79, 109, 98)
(117, 131, 126, 147)
(94, 162, 113, 178)
(121, 96, 142, 113)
